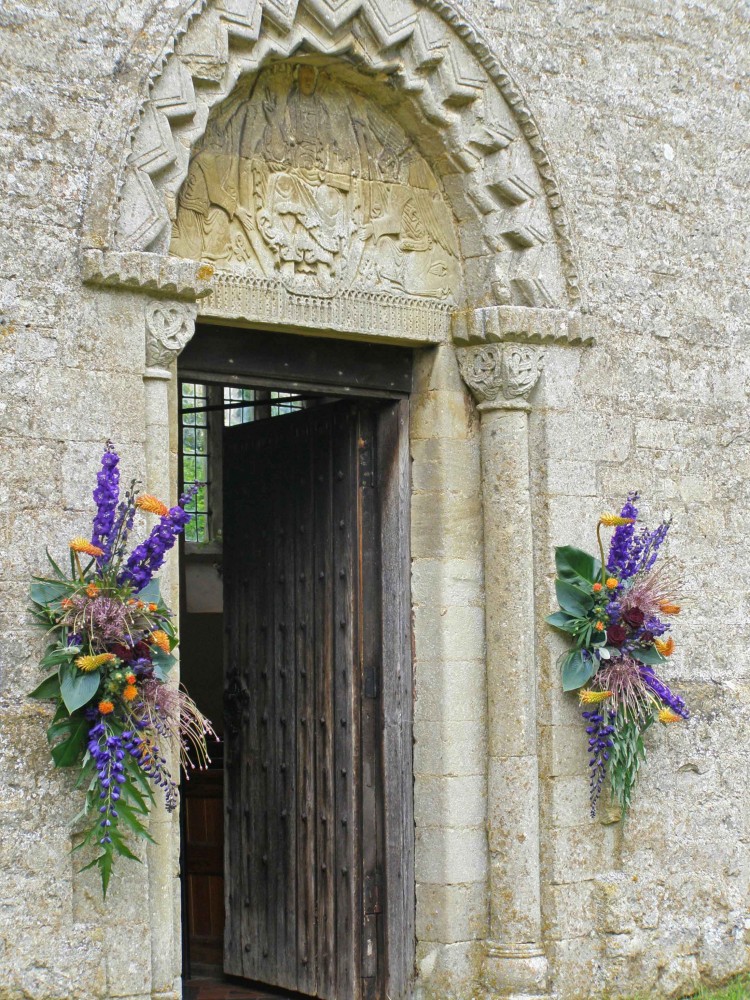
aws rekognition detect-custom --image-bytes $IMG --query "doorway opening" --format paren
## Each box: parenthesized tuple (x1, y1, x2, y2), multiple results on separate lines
(179, 327, 414, 1000)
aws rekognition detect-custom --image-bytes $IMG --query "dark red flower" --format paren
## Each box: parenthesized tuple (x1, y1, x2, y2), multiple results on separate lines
(606, 624, 627, 645)
(133, 641, 152, 660)
(640, 631, 654, 644)
(622, 607, 645, 628)
(110, 643, 134, 662)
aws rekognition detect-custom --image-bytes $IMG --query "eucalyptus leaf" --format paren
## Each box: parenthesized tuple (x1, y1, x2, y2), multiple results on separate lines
(545, 610, 579, 633)
(560, 649, 596, 692)
(138, 579, 161, 605)
(60, 661, 101, 714)
(151, 649, 176, 681)
(555, 579, 594, 618)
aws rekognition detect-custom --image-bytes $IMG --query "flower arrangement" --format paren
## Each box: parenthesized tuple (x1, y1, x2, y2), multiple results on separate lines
(28, 442, 214, 894)
(547, 492, 688, 816)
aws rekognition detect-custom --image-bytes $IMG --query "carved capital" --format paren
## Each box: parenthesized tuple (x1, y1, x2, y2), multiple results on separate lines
(457, 343, 545, 404)
(145, 301, 197, 368)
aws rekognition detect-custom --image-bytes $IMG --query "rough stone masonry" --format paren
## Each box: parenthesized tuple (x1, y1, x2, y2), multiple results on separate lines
(0, 0, 748, 998)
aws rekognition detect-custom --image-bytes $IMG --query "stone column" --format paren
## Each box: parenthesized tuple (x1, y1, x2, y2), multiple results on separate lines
(143, 301, 197, 1000)
(457, 343, 548, 999)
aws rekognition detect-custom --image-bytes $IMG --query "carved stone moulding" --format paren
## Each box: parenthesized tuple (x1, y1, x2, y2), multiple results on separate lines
(452, 304, 593, 347)
(200, 273, 452, 343)
(81, 249, 215, 301)
(145, 301, 199, 368)
(457, 342, 546, 403)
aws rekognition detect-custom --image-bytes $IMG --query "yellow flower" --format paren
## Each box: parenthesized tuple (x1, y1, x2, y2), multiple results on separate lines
(599, 514, 636, 527)
(136, 494, 170, 517)
(605, 577, 619, 590)
(70, 537, 104, 557)
(75, 653, 115, 673)
(654, 636, 675, 657)
(658, 708, 682, 724)
(98, 700, 115, 715)
(122, 684, 138, 702)
(150, 630, 171, 654)
(579, 690, 612, 704)
(659, 600, 681, 616)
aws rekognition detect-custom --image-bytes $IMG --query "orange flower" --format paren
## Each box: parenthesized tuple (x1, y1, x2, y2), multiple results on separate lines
(659, 600, 681, 616)
(70, 537, 104, 558)
(86, 582, 100, 598)
(150, 630, 171, 654)
(61, 598, 74, 609)
(136, 494, 170, 517)
(125, 673, 136, 685)
(605, 577, 619, 590)
(654, 636, 675, 657)
(592, 582, 603, 593)
(98, 700, 114, 715)
(148, 603, 158, 612)
(122, 684, 138, 702)
(658, 708, 682, 724)
(594, 621, 605, 632)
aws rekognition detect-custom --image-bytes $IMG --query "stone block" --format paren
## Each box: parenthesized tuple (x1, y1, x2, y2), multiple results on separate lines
(415, 774, 487, 829)
(414, 719, 487, 777)
(416, 881, 489, 943)
(413, 603, 485, 663)
(414, 658, 487, 724)
(415, 826, 488, 885)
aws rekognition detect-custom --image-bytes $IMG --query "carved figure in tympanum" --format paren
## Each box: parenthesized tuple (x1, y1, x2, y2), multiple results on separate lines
(170, 62, 461, 302)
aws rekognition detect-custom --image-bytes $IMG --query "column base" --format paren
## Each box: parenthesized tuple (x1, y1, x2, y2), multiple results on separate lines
(480, 941, 549, 998)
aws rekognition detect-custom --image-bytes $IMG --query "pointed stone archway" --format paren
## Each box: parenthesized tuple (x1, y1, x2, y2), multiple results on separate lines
(78, 2, 592, 997)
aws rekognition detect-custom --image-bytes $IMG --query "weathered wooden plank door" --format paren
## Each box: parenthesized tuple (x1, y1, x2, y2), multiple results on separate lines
(223, 401, 384, 1000)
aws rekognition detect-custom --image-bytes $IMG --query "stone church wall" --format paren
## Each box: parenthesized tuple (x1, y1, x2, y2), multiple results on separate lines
(0, 1, 748, 999)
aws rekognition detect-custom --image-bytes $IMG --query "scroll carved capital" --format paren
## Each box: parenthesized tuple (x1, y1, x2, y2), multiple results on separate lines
(145, 301, 197, 368)
(457, 343, 545, 404)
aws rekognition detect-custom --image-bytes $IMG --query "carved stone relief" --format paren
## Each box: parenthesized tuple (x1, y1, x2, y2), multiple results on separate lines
(457, 343, 545, 403)
(169, 63, 461, 304)
(145, 301, 198, 368)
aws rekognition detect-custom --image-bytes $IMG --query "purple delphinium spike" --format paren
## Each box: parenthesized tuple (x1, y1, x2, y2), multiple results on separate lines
(583, 709, 616, 816)
(638, 519, 672, 575)
(87, 721, 126, 845)
(644, 616, 669, 638)
(639, 666, 689, 719)
(118, 486, 198, 592)
(125, 729, 178, 811)
(607, 492, 640, 579)
(91, 442, 120, 567)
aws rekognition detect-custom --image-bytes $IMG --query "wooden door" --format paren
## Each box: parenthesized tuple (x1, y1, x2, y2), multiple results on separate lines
(223, 402, 384, 1000)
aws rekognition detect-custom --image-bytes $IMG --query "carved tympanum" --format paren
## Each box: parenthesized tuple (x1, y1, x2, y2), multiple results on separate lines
(457, 343, 545, 403)
(145, 302, 197, 368)
(169, 63, 460, 303)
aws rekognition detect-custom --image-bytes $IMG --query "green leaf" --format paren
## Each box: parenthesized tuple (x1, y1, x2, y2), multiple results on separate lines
(138, 579, 161, 605)
(545, 611, 579, 633)
(560, 649, 596, 692)
(30, 580, 70, 606)
(631, 646, 666, 666)
(115, 803, 156, 843)
(555, 579, 594, 618)
(109, 830, 143, 862)
(151, 649, 176, 681)
(60, 662, 101, 714)
(555, 546, 601, 585)
(29, 671, 61, 700)
(45, 549, 68, 580)
(49, 712, 89, 767)
(40, 645, 80, 670)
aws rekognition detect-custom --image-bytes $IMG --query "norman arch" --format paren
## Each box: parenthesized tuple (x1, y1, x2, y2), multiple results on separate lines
(78, 2, 592, 998)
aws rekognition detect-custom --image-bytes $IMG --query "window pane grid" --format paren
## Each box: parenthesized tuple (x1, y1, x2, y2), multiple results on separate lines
(270, 390, 304, 416)
(224, 386, 255, 426)
(181, 382, 209, 543)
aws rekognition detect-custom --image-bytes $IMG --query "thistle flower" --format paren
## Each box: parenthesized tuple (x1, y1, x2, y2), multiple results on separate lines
(122, 684, 139, 702)
(70, 537, 104, 558)
(150, 630, 170, 654)
(136, 494, 170, 517)
(654, 636, 675, 657)
(600, 514, 636, 527)
(620, 562, 684, 620)
(659, 600, 681, 616)
(86, 583, 100, 598)
(580, 689, 612, 704)
(605, 577, 619, 590)
(658, 708, 682, 723)
(98, 700, 115, 715)
(75, 652, 115, 673)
